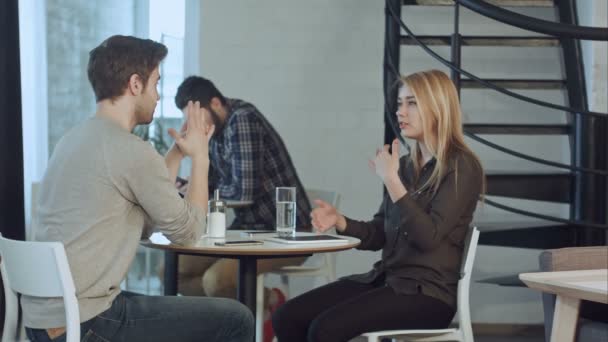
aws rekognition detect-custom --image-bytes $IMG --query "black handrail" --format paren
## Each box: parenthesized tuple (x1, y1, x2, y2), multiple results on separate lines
(383, 7, 406, 145)
(464, 132, 608, 176)
(456, 0, 608, 41)
(384, 0, 608, 229)
(385, 4, 608, 176)
(387, 5, 608, 118)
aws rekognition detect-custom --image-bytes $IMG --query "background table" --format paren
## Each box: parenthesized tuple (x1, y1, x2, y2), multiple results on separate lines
(141, 231, 360, 314)
(519, 269, 608, 342)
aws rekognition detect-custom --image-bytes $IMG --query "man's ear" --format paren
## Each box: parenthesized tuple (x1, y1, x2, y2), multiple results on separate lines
(127, 74, 143, 96)
(210, 97, 222, 111)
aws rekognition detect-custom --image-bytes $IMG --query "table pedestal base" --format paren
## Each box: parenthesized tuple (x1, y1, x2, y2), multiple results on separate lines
(238, 256, 258, 313)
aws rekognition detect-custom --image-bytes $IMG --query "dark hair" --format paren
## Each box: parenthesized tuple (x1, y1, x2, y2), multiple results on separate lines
(87, 35, 168, 102)
(174, 76, 227, 110)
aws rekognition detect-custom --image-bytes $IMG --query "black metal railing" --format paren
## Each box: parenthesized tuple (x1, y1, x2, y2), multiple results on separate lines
(456, 0, 608, 41)
(385, 3, 608, 171)
(386, 3, 608, 118)
(384, 0, 608, 231)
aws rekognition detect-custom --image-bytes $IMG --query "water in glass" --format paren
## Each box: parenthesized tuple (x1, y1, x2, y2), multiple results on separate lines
(276, 187, 296, 237)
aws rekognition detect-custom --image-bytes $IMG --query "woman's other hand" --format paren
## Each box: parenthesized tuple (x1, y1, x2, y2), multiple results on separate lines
(311, 199, 347, 233)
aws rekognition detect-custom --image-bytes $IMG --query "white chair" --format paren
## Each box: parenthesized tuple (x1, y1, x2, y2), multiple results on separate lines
(0, 234, 80, 342)
(361, 227, 480, 342)
(254, 189, 341, 342)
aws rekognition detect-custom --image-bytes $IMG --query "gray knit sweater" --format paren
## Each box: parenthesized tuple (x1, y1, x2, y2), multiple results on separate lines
(22, 116, 205, 328)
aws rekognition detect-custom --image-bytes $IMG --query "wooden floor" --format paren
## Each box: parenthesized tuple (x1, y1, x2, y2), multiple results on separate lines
(349, 334, 545, 342)
(475, 335, 544, 342)
(124, 270, 550, 342)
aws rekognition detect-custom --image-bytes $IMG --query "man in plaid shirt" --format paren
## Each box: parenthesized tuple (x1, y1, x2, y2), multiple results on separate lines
(173, 77, 310, 338)
(175, 76, 311, 229)
(207, 99, 311, 229)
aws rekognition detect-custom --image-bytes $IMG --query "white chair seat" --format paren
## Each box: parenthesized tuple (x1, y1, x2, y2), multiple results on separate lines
(361, 328, 461, 341)
(363, 328, 458, 335)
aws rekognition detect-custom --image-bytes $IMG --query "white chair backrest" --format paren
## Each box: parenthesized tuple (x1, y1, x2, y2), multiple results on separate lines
(0, 234, 80, 342)
(0, 236, 74, 297)
(454, 227, 479, 329)
(305, 189, 340, 209)
(460, 227, 480, 279)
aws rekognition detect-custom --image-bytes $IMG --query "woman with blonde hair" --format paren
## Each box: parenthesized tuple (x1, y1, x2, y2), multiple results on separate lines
(272, 69, 484, 342)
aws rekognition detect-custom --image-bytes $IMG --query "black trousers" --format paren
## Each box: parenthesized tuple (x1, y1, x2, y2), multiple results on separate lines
(272, 279, 455, 342)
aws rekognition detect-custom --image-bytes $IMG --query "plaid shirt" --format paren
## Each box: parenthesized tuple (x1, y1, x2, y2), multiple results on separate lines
(209, 98, 311, 230)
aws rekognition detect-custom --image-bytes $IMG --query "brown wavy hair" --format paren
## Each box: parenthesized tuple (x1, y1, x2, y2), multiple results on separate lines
(88, 35, 167, 102)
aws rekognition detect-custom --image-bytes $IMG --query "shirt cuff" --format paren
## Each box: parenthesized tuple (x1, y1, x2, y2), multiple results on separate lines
(339, 216, 367, 240)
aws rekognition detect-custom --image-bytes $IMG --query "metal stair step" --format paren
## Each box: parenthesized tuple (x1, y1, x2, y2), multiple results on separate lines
(478, 274, 528, 287)
(474, 219, 566, 233)
(402, 0, 554, 7)
(475, 221, 582, 283)
(461, 79, 565, 90)
(464, 123, 570, 135)
(475, 220, 576, 249)
(485, 170, 571, 203)
(401, 35, 559, 47)
(479, 224, 576, 249)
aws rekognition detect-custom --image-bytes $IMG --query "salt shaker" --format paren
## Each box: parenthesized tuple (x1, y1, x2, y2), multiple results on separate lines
(207, 190, 226, 238)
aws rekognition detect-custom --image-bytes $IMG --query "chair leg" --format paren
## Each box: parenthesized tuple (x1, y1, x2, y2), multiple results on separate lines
(3, 285, 25, 342)
(18, 319, 27, 341)
(144, 248, 151, 294)
(255, 274, 264, 342)
(458, 290, 474, 342)
(279, 274, 290, 298)
(326, 253, 336, 282)
(461, 325, 473, 342)
(123, 271, 129, 291)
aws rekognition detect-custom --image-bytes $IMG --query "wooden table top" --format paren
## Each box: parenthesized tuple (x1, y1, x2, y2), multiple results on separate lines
(519, 269, 608, 304)
(141, 231, 360, 257)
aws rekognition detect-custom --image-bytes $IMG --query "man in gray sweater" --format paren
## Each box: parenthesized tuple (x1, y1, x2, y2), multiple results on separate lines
(22, 35, 254, 342)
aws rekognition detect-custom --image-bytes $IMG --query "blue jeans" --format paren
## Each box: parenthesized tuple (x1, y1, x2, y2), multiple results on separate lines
(25, 291, 254, 342)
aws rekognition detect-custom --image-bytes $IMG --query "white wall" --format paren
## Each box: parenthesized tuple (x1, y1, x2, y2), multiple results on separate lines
(197, 1, 595, 324)
(184, 0, 201, 76)
(199, 0, 385, 223)
(21, 0, 141, 235)
(19, 0, 49, 238)
(198, 0, 385, 305)
(46, 0, 137, 154)
(578, 0, 608, 113)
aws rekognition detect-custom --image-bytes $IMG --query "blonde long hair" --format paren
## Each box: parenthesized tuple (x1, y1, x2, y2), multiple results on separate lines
(401, 69, 484, 195)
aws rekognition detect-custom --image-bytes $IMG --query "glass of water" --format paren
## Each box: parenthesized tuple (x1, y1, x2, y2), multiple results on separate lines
(276, 187, 297, 237)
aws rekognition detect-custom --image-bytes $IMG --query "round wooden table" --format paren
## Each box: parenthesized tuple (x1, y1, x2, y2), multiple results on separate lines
(141, 231, 360, 314)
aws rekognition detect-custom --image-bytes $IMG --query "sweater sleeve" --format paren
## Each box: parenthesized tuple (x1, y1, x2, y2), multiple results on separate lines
(113, 141, 206, 246)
